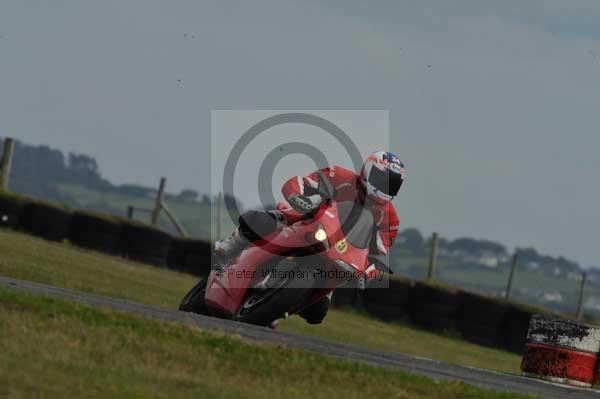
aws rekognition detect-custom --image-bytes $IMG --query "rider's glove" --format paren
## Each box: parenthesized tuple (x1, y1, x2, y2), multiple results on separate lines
(287, 194, 322, 214)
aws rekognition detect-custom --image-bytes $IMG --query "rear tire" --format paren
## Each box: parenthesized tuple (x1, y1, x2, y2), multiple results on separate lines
(179, 278, 208, 315)
(236, 269, 315, 327)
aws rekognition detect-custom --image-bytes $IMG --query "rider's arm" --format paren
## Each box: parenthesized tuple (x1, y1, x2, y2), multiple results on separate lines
(373, 205, 400, 255)
(276, 169, 325, 223)
(364, 207, 400, 283)
(364, 229, 397, 282)
(282, 166, 358, 212)
(281, 169, 327, 214)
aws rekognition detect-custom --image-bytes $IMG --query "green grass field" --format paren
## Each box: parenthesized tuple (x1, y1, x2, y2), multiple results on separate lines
(0, 228, 522, 374)
(0, 288, 534, 399)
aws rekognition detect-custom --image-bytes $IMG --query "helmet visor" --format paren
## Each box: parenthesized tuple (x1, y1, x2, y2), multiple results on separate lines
(368, 165, 403, 197)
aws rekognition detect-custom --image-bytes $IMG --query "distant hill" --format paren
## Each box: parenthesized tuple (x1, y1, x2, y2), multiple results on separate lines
(0, 137, 240, 238)
(394, 227, 585, 280)
(0, 137, 211, 205)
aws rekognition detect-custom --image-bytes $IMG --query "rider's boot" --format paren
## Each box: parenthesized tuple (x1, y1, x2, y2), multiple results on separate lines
(268, 312, 288, 330)
(213, 226, 249, 267)
(269, 319, 280, 330)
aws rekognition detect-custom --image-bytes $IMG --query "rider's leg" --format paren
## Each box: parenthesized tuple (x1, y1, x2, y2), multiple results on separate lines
(214, 210, 282, 262)
(213, 225, 249, 262)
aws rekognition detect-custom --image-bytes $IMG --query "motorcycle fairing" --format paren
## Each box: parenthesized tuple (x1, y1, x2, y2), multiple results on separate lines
(204, 201, 371, 317)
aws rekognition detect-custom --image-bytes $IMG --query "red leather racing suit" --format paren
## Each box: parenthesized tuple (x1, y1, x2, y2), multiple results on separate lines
(278, 165, 400, 256)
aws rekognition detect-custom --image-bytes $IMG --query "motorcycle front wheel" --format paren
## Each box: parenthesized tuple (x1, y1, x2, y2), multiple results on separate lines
(235, 268, 315, 327)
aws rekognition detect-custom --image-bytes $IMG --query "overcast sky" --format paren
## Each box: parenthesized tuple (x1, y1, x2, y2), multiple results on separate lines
(1, 1, 599, 267)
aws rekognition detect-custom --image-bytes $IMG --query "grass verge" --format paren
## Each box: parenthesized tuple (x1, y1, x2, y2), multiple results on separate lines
(279, 307, 521, 373)
(0, 228, 521, 374)
(0, 288, 535, 399)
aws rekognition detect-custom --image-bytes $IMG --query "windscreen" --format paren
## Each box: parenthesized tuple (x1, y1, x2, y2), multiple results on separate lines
(337, 202, 374, 249)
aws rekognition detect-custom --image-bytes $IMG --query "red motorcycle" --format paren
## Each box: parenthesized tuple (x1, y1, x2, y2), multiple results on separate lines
(179, 173, 391, 326)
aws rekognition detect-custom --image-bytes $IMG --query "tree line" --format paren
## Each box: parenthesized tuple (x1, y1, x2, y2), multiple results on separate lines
(0, 137, 239, 208)
(395, 227, 589, 278)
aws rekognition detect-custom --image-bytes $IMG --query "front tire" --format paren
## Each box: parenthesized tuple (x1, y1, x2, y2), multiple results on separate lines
(236, 269, 315, 327)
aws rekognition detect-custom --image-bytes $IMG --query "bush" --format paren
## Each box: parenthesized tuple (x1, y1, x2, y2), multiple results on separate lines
(457, 291, 509, 347)
(363, 274, 413, 321)
(69, 210, 123, 255)
(120, 221, 172, 267)
(167, 237, 212, 276)
(0, 190, 30, 229)
(408, 282, 459, 331)
(499, 302, 550, 354)
(19, 200, 72, 242)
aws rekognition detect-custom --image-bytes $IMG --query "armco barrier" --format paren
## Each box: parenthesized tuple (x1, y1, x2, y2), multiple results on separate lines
(0, 190, 565, 355)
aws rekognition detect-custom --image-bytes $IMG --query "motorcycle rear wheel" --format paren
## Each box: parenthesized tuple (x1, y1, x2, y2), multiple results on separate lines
(179, 277, 208, 315)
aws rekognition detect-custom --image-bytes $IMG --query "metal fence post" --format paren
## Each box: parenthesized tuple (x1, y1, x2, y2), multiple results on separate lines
(576, 272, 587, 321)
(0, 138, 15, 190)
(426, 232, 439, 283)
(151, 177, 166, 226)
(505, 254, 518, 301)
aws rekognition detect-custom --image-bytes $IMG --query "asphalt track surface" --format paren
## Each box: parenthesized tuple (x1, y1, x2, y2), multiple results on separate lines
(2, 275, 600, 399)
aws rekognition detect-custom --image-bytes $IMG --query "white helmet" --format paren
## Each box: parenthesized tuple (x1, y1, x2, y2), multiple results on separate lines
(359, 151, 406, 205)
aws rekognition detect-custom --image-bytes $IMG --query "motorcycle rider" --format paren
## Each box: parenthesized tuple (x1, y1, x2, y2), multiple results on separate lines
(214, 150, 406, 324)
